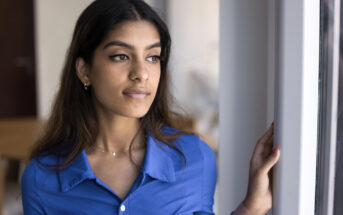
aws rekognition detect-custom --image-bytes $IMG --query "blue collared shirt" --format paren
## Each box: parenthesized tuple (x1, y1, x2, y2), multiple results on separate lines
(21, 131, 217, 215)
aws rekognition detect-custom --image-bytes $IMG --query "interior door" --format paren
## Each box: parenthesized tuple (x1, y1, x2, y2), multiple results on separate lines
(0, 0, 36, 118)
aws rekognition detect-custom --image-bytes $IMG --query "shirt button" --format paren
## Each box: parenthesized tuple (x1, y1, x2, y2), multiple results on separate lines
(120, 204, 126, 212)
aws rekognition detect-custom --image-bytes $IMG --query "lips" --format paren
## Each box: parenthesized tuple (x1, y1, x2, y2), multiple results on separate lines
(122, 87, 150, 99)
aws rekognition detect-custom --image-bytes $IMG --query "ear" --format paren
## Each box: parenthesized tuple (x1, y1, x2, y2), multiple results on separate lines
(75, 57, 91, 86)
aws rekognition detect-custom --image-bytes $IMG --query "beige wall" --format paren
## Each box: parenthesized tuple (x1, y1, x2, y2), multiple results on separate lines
(168, 0, 219, 109)
(35, 0, 93, 118)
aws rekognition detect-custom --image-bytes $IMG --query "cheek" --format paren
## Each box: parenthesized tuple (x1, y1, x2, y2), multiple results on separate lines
(89, 67, 126, 103)
(154, 74, 161, 91)
(92, 72, 119, 94)
(150, 73, 161, 104)
(151, 69, 161, 91)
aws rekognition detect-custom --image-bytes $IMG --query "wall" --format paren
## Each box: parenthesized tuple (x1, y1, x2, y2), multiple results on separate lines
(167, 0, 219, 112)
(218, 0, 270, 213)
(35, 0, 93, 118)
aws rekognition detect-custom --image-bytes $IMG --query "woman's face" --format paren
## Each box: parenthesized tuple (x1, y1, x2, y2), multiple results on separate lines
(78, 20, 161, 119)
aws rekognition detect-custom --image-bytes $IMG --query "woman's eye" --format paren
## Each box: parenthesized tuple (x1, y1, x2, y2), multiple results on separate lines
(110, 54, 129, 61)
(146, 55, 160, 63)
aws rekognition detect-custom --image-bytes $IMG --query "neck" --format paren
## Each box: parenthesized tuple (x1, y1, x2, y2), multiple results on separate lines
(92, 110, 146, 154)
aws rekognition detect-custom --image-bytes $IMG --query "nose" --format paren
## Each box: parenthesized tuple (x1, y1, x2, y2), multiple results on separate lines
(129, 60, 148, 82)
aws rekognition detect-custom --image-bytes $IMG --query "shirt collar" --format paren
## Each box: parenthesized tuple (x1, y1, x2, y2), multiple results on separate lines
(141, 135, 176, 183)
(58, 150, 96, 192)
(59, 134, 176, 192)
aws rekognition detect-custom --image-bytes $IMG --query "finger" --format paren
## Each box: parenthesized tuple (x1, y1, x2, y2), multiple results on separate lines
(265, 134, 274, 149)
(252, 124, 275, 159)
(261, 144, 280, 174)
(263, 135, 274, 158)
(257, 123, 274, 144)
(265, 134, 274, 147)
(254, 132, 273, 153)
(268, 147, 278, 193)
(255, 133, 273, 158)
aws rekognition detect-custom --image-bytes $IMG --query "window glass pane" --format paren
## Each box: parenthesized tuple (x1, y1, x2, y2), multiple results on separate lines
(316, 0, 340, 214)
(333, 2, 343, 214)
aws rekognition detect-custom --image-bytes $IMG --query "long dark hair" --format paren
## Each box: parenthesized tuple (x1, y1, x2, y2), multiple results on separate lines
(30, 0, 191, 170)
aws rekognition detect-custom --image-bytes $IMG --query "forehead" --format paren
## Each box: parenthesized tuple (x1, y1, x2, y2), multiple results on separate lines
(101, 20, 161, 47)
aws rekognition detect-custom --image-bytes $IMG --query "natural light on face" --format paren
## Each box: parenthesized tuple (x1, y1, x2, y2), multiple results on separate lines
(88, 20, 162, 119)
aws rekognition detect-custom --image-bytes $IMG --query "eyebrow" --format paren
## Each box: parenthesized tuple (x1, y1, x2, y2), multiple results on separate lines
(103, 41, 161, 50)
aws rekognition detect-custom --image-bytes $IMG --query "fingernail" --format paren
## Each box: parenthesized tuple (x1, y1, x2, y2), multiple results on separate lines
(273, 144, 280, 154)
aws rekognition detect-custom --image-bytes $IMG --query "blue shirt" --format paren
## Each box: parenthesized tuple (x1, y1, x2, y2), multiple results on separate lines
(21, 130, 217, 215)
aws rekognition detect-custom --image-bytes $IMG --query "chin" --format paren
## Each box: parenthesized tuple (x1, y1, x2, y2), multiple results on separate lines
(127, 112, 147, 119)
(102, 99, 153, 119)
(119, 107, 150, 119)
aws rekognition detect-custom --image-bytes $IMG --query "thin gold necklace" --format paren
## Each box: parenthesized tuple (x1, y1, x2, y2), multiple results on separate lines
(90, 135, 147, 158)
(91, 145, 117, 157)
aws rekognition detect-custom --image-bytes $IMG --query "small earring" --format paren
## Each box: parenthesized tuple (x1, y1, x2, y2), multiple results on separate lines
(84, 83, 88, 91)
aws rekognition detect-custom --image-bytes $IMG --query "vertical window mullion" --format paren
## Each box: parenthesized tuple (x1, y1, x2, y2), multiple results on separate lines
(273, 0, 320, 214)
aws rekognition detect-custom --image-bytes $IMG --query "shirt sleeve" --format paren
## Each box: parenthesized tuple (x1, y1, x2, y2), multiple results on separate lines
(194, 137, 217, 215)
(21, 161, 45, 214)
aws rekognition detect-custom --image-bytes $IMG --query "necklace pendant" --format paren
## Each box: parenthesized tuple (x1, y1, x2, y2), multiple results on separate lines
(112, 152, 116, 157)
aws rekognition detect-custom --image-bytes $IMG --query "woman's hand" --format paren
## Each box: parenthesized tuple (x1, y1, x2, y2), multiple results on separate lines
(235, 123, 280, 215)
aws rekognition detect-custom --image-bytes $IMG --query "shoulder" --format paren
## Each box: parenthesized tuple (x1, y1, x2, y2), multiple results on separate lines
(22, 154, 61, 214)
(21, 159, 38, 189)
(178, 133, 217, 176)
(21, 154, 60, 190)
(23, 153, 59, 174)
(162, 126, 217, 176)
(162, 126, 216, 162)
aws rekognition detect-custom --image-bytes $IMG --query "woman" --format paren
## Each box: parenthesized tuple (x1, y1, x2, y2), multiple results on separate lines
(21, 0, 280, 214)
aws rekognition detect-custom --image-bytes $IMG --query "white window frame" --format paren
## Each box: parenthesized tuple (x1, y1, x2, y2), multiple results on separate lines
(273, 0, 320, 214)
